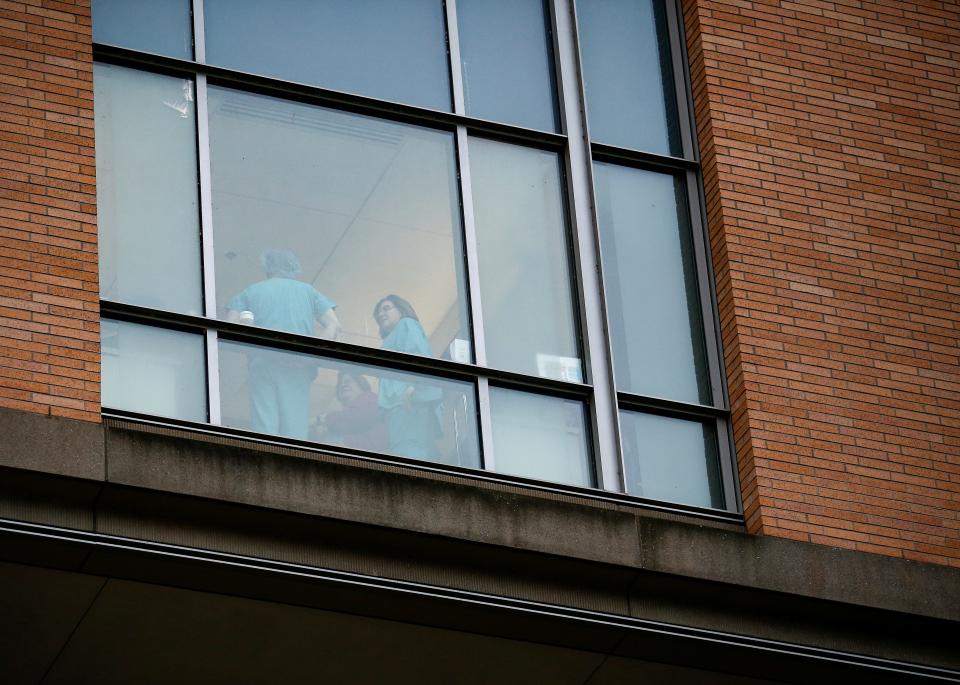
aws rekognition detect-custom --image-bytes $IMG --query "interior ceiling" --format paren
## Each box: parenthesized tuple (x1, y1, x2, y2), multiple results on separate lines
(0, 561, 783, 685)
(210, 91, 463, 355)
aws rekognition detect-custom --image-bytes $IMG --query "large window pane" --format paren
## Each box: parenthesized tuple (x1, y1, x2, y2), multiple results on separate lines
(94, 64, 203, 315)
(101, 320, 207, 422)
(594, 163, 709, 404)
(470, 138, 581, 381)
(457, 0, 558, 131)
(490, 388, 591, 487)
(219, 340, 480, 467)
(208, 87, 470, 361)
(92, 0, 192, 60)
(204, 0, 450, 111)
(620, 410, 723, 508)
(577, 0, 681, 155)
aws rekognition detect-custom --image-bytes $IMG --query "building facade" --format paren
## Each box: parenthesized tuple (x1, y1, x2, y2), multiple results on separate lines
(0, 0, 957, 682)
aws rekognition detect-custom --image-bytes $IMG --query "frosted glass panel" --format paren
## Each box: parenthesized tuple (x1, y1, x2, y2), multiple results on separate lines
(577, 0, 680, 155)
(101, 320, 206, 422)
(470, 138, 581, 381)
(594, 162, 709, 404)
(208, 87, 470, 361)
(219, 340, 480, 467)
(205, 0, 450, 111)
(620, 410, 722, 508)
(94, 64, 202, 315)
(457, 0, 558, 131)
(93, 0, 192, 59)
(490, 388, 592, 487)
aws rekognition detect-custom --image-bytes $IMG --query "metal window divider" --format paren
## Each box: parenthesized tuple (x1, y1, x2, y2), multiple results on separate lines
(193, 0, 222, 424)
(552, 0, 626, 492)
(667, 0, 743, 512)
(445, 0, 496, 471)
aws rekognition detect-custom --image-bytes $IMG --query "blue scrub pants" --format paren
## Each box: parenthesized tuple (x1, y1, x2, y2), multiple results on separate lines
(249, 359, 315, 440)
(384, 403, 439, 459)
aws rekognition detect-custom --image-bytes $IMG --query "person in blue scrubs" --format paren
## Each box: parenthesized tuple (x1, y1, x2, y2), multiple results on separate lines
(373, 295, 442, 459)
(227, 249, 340, 440)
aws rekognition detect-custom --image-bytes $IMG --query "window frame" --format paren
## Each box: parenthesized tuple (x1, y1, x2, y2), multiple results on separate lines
(93, 0, 742, 520)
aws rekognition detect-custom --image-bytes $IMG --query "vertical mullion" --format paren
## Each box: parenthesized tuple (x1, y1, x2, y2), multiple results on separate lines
(445, 0, 467, 115)
(668, 0, 741, 511)
(685, 170, 724, 409)
(193, 0, 220, 423)
(192, 0, 206, 63)
(445, 0, 495, 470)
(455, 127, 494, 470)
(664, 0, 694, 160)
(476, 378, 495, 472)
(204, 329, 221, 424)
(552, 0, 624, 492)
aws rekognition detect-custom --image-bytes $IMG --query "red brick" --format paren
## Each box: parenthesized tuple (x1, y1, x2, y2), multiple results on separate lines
(685, 0, 960, 566)
(0, 0, 95, 420)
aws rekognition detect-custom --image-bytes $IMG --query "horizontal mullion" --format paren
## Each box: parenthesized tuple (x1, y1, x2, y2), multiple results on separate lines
(101, 300, 592, 399)
(616, 391, 728, 420)
(99, 410, 743, 524)
(93, 43, 567, 150)
(591, 141, 698, 173)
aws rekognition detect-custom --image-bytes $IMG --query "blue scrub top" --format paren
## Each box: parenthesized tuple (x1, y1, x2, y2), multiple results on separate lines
(228, 277, 336, 336)
(379, 317, 441, 408)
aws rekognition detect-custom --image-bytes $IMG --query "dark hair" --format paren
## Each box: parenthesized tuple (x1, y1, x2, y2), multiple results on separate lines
(373, 294, 419, 338)
(336, 370, 372, 395)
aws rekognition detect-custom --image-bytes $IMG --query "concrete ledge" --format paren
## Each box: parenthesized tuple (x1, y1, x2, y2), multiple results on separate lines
(637, 518, 960, 623)
(0, 408, 104, 480)
(104, 426, 644, 568)
(2, 412, 958, 641)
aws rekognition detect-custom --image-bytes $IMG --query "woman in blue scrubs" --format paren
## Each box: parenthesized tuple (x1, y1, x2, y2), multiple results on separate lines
(373, 295, 442, 459)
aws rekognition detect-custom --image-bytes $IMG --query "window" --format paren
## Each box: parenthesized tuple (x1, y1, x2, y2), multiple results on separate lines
(93, 0, 739, 516)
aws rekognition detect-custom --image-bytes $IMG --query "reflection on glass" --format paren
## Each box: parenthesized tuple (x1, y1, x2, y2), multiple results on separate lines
(219, 340, 480, 467)
(204, 0, 450, 111)
(594, 163, 709, 404)
(620, 410, 722, 508)
(94, 64, 202, 315)
(101, 320, 206, 422)
(92, 0, 192, 59)
(577, 0, 681, 155)
(457, 0, 558, 131)
(208, 86, 470, 362)
(469, 138, 581, 380)
(489, 387, 592, 487)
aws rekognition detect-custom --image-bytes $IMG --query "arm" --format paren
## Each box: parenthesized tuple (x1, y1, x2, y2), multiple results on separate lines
(315, 308, 341, 341)
(226, 290, 248, 323)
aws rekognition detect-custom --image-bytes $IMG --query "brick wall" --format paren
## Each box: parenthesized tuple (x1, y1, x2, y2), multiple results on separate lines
(0, 0, 98, 422)
(684, 0, 960, 566)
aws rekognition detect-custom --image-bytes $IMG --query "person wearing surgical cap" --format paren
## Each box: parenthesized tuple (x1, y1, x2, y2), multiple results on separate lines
(227, 249, 340, 439)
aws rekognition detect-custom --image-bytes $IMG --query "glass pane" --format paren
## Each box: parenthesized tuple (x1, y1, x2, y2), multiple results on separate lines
(457, 0, 558, 131)
(219, 340, 480, 467)
(204, 0, 450, 111)
(94, 64, 203, 316)
(208, 87, 470, 362)
(92, 0, 192, 60)
(620, 410, 723, 508)
(101, 320, 206, 422)
(470, 138, 581, 381)
(577, 0, 681, 155)
(594, 162, 709, 404)
(489, 387, 591, 487)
